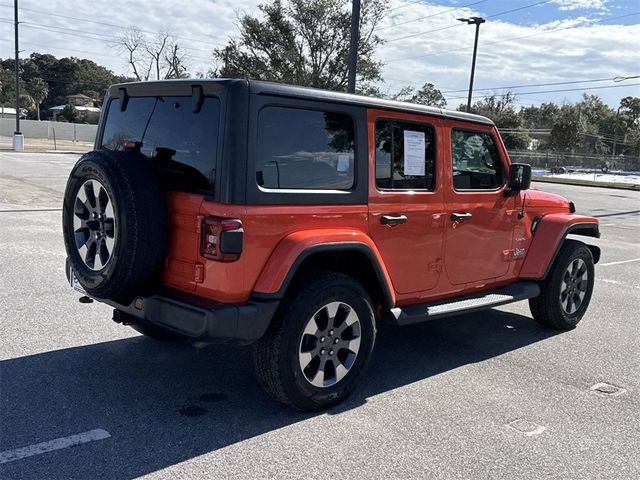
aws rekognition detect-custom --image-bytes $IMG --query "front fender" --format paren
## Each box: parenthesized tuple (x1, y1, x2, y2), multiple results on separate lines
(252, 229, 396, 306)
(520, 214, 600, 279)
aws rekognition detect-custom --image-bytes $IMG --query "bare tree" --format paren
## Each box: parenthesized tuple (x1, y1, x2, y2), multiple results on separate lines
(116, 28, 152, 81)
(164, 44, 189, 79)
(145, 31, 171, 80)
(115, 28, 188, 80)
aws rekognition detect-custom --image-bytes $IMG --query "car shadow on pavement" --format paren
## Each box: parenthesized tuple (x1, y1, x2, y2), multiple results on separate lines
(0, 309, 558, 478)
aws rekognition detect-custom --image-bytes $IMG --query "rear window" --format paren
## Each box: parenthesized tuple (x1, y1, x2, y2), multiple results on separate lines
(255, 106, 355, 190)
(100, 96, 220, 192)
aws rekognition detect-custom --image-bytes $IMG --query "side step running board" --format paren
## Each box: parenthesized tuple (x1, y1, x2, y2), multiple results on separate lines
(390, 281, 540, 326)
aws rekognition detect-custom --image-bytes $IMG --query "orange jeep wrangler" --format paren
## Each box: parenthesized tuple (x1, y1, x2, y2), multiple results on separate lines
(63, 79, 600, 411)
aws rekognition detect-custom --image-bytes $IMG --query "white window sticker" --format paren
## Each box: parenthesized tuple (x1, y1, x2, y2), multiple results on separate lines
(337, 154, 350, 173)
(403, 130, 425, 176)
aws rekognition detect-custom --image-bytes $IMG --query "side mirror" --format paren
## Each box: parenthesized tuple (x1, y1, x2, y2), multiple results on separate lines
(508, 163, 531, 191)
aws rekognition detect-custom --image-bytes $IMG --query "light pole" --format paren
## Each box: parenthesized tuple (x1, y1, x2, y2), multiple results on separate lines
(13, 0, 24, 151)
(458, 16, 485, 112)
(347, 0, 361, 94)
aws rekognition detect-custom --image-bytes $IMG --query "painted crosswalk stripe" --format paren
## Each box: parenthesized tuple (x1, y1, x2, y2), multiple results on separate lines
(0, 429, 111, 464)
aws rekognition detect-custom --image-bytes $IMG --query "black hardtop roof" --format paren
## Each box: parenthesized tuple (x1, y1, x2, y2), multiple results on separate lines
(109, 78, 494, 126)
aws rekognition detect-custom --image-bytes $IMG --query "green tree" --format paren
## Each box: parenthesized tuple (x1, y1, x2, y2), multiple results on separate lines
(27, 77, 48, 120)
(213, 0, 387, 92)
(549, 105, 580, 153)
(393, 83, 447, 108)
(620, 96, 640, 124)
(57, 104, 80, 123)
(467, 92, 530, 150)
(520, 102, 559, 130)
(0, 67, 15, 105)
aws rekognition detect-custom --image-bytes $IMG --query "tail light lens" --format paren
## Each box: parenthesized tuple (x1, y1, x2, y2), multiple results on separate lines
(200, 217, 243, 261)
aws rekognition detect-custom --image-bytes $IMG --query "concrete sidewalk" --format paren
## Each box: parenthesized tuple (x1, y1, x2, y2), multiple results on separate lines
(0, 136, 92, 154)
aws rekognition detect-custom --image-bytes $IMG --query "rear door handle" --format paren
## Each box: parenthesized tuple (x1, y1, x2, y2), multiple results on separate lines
(450, 212, 473, 222)
(381, 215, 408, 226)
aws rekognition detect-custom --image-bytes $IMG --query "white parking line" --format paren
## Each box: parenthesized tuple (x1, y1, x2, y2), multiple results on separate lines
(600, 279, 640, 290)
(0, 429, 111, 464)
(600, 258, 640, 267)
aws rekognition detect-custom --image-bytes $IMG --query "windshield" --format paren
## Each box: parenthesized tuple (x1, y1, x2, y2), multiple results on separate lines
(100, 95, 220, 192)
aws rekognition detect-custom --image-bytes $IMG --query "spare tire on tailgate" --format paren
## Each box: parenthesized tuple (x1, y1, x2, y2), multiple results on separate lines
(62, 150, 167, 302)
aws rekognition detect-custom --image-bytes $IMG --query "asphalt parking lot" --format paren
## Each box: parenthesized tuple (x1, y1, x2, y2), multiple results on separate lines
(0, 151, 638, 479)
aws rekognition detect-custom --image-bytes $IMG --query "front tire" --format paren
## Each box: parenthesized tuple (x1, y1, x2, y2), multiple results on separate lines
(529, 240, 595, 330)
(253, 271, 376, 411)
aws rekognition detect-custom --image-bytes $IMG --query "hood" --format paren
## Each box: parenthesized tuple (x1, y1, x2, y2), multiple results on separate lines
(524, 188, 571, 210)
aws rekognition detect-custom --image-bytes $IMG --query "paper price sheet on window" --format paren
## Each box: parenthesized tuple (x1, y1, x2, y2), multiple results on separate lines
(403, 130, 425, 176)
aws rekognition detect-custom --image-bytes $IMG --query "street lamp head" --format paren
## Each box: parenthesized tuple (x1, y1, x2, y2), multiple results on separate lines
(458, 16, 485, 25)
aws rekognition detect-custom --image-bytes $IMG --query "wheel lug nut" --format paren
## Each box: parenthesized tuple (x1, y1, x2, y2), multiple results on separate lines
(329, 330, 334, 335)
(334, 338, 339, 344)
(320, 337, 325, 342)
(320, 349, 326, 355)
(329, 350, 334, 356)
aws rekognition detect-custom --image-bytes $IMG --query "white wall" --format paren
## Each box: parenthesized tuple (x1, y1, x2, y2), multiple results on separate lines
(0, 118, 98, 143)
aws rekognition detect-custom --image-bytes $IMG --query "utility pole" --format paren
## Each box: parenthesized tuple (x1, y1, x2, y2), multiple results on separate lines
(347, 0, 361, 94)
(612, 105, 622, 159)
(458, 16, 485, 112)
(13, 0, 24, 151)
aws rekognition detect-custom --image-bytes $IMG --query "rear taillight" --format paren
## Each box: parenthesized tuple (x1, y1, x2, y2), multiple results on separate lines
(200, 217, 243, 261)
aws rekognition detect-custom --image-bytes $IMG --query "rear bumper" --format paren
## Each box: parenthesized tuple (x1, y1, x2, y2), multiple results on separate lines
(105, 290, 278, 345)
(65, 257, 278, 345)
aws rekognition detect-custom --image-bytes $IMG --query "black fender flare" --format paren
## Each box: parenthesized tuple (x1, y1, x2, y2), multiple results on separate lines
(541, 223, 601, 279)
(252, 242, 395, 308)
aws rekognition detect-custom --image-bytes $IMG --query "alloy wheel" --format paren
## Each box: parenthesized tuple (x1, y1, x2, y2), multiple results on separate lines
(298, 301, 362, 388)
(560, 258, 588, 315)
(73, 179, 117, 271)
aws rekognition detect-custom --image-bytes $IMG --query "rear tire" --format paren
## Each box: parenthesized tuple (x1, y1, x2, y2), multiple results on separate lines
(253, 271, 376, 411)
(529, 240, 595, 330)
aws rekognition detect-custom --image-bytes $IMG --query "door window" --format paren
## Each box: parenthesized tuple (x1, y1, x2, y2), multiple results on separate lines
(375, 119, 436, 190)
(451, 129, 504, 190)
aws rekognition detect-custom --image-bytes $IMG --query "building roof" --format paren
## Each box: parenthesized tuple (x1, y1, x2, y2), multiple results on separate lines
(68, 94, 94, 100)
(49, 105, 101, 112)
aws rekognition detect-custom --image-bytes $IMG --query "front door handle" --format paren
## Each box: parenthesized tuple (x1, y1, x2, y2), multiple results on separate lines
(450, 212, 473, 222)
(381, 215, 408, 226)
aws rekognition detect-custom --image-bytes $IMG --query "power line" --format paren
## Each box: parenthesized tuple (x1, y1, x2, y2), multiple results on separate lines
(375, 0, 488, 31)
(387, 0, 427, 14)
(441, 76, 630, 94)
(0, 3, 221, 48)
(17, 21, 214, 55)
(385, 11, 639, 64)
(386, 0, 553, 43)
(447, 82, 640, 100)
(0, 37, 120, 59)
(0, 21, 213, 62)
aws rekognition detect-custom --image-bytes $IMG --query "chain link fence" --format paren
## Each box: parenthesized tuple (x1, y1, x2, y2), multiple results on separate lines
(508, 150, 640, 174)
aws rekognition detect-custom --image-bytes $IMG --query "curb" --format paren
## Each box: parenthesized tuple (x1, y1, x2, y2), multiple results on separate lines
(532, 177, 640, 191)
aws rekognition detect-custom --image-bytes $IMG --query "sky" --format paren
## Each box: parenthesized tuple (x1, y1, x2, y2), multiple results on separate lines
(0, 0, 638, 109)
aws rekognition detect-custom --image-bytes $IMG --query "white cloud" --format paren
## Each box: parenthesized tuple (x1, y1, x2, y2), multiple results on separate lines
(550, 0, 609, 11)
(0, 0, 637, 108)
(376, 1, 638, 107)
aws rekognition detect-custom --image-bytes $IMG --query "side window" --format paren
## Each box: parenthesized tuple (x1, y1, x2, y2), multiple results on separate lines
(375, 119, 436, 190)
(256, 107, 355, 190)
(451, 129, 504, 190)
